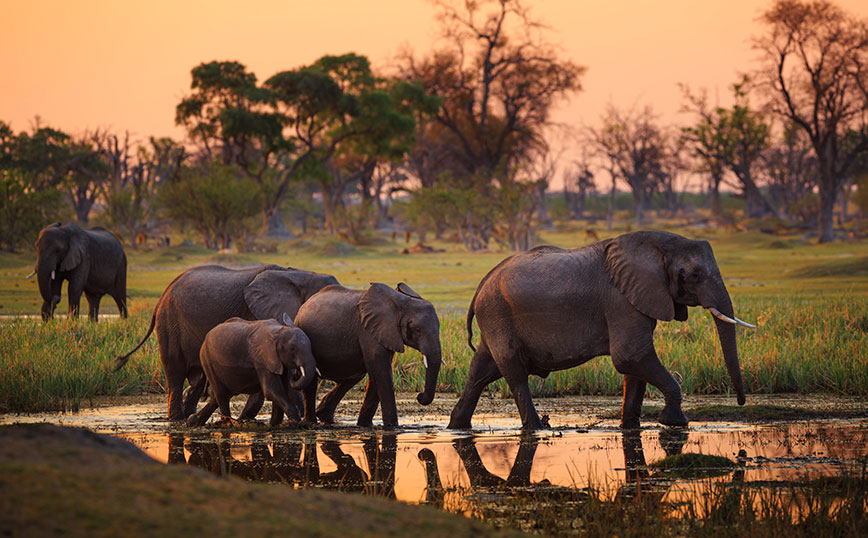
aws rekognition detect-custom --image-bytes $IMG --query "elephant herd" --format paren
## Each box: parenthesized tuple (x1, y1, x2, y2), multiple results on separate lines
(34, 222, 754, 430)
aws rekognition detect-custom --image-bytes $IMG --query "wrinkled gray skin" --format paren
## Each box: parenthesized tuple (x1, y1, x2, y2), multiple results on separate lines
(448, 231, 747, 431)
(114, 264, 338, 422)
(186, 316, 317, 427)
(294, 283, 442, 429)
(34, 222, 128, 321)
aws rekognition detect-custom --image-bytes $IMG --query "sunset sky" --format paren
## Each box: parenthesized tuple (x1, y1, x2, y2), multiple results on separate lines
(3, 0, 868, 154)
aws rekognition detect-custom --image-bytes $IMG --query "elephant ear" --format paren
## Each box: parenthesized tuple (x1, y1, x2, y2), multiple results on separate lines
(243, 270, 306, 321)
(59, 233, 85, 272)
(604, 234, 674, 321)
(248, 322, 284, 375)
(396, 282, 422, 299)
(359, 283, 404, 353)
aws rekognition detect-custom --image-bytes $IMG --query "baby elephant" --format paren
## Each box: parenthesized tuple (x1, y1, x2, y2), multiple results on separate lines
(187, 315, 317, 427)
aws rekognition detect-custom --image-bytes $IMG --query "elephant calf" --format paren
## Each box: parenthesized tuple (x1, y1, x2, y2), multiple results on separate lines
(186, 315, 317, 427)
(294, 283, 443, 429)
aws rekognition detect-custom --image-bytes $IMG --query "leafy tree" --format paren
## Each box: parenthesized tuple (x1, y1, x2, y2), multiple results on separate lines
(397, 0, 584, 249)
(158, 164, 261, 250)
(681, 79, 775, 219)
(0, 169, 67, 251)
(754, 0, 868, 241)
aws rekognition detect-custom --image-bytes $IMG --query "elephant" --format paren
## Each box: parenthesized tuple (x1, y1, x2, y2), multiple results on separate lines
(448, 230, 754, 431)
(31, 222, 128, 321)
(293, 282, 443, 428)
(114, 264, 338, 422)
(186, 315, 316, 427)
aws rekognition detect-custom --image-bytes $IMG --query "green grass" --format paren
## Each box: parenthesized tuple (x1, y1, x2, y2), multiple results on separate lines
(2, 223, 868, 413)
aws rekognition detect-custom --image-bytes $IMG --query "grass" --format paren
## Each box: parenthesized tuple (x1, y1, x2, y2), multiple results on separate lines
(1, 222, 867, 413)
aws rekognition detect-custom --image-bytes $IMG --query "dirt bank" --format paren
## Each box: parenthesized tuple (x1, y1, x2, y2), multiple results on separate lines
(0, 423, 521, 538)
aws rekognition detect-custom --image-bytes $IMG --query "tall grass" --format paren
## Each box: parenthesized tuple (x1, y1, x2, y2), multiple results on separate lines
(2, 294, 867, 413)
(0, 309, 163, 413)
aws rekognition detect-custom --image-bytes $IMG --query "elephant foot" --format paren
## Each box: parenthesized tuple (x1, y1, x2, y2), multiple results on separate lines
(658, 406, 688, 427)
(315, 409, 336, 424)
(216, 416, 243, 428)
(446, 417, 472, 430)
(619, 417, 642, 429)
(357, 418, 374, 428)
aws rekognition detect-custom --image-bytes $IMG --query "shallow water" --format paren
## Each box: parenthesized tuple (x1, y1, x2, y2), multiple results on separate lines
(4, 394, 867, 525)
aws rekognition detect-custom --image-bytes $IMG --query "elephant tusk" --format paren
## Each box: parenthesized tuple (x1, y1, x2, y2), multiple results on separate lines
(708, 307, 756, 329)
(25, 271, 36, 280)
(733, 316, 757, 329)
(316, 367, 322, 378)
(51, 270, 55, 280)
(423, 355, 428, 369)
(708, 307, 736, 324)
(299, 366, 306, 379)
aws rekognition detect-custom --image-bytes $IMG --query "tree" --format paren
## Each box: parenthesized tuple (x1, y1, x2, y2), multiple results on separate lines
(762, 122, 818, 221)
(159, 164, 261, 250)
(590, 105, 668, 227)
(754, 0, 868, 241)
(100, 134, 185, 246)
(681, 79, 776, 219)
(397, 0, 584, 250)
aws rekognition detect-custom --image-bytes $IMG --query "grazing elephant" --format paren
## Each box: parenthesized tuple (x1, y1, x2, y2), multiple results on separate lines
(31, 222, 128, 321)
(448, 231, 754, 431)
(186, 315, 317, 427)
(114, 264, 338, 422)
(294, 283, 443, 428)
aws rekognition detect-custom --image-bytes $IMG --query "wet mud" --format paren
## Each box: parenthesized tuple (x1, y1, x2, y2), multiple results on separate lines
(3, 392, 867, 528)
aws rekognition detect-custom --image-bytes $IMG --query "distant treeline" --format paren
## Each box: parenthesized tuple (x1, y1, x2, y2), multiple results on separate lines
(2, 0, 868, 252)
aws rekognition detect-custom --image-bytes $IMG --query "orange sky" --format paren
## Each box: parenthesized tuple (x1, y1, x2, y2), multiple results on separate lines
(3, 0, 867, 150)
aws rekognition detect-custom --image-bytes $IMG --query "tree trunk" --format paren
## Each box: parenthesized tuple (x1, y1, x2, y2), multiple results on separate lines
(264, 207, 293, 238)
(817, 186, 836, 243)
(607, 178, 616, 231)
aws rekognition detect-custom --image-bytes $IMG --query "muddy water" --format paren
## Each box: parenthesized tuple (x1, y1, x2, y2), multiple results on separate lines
(3, 394, 867, 523)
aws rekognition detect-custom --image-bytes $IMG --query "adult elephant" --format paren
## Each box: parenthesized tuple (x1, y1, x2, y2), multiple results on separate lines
(114, 264, 338, 422)
(294, 283, 443, 428)
(31, 222, 128, 321)
(448, 231, 754, 431)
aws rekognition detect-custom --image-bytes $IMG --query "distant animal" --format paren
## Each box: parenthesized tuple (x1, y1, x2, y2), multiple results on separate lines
(31, 222, 128, 321)
(584, 228, 599, 241)
(186, 315, 317, 427)
(294, 283, 443, 428)
(448, 230, 753, 431)
(114, 264, 338, 422)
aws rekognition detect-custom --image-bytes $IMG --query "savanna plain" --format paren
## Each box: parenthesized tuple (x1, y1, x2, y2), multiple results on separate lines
(2, 223, 868, 537)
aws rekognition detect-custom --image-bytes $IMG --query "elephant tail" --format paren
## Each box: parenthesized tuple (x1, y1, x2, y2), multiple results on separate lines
(114, 308, 157, 371)
(466, 301, 477, 353)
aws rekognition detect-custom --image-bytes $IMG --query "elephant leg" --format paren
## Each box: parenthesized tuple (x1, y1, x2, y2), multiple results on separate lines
(183, 368, 207, 418)
(85, 292, 101, 322)
(187, 397, 218, 427)
(67, 285, 83, 319)
(367, 355, 399, 429)
(501, 368, 543, 430)
(266, 385, 300, 426)
(615, 349, 687, 427)
(357, 378, 380, 427)
(621, 375, 647, 429)
(112, 294, 128, 319)
(316, 375, 365, 424)
(158, 331, 186, 422)
(447, 346, 502, 429)
(239, 391, 265, 421)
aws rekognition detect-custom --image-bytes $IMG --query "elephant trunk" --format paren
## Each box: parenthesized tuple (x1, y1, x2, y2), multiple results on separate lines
(36, 256, 59, 321)
(705, 284, 746, 405)
(290, 351, 317, 390)
(416, 340, 442, 406)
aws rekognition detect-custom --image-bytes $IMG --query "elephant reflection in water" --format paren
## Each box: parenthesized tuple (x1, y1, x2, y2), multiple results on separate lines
(167, 433, 397, 496)
(418, 430, 746, 513)
(418, 434, 575, 507)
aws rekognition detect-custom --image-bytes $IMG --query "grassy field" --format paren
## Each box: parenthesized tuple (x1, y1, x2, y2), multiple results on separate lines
(1, 220, 867, 413)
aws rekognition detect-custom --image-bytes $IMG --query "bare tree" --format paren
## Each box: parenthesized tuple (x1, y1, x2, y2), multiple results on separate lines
(754, 0, 868, 241)
(590, 105, 668, 227)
